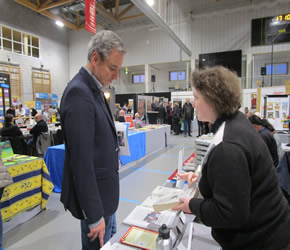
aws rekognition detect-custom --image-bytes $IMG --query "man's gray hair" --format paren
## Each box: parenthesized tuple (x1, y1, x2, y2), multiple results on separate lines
(87, 30, 126, 61)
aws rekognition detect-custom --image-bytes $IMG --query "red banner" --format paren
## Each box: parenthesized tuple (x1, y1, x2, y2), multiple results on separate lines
(85, 0, 96, 34)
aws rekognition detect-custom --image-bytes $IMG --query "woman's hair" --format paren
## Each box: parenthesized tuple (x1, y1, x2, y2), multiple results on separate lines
(248, 115, 275, 132)
(191, 66, 242, 118)
(4, 114, 13, 125)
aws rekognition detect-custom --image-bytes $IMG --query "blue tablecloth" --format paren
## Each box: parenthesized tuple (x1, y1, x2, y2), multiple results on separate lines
(44, 131, 146, 192)
(44, 144, 65, 193)
(120, 131, 146, 165)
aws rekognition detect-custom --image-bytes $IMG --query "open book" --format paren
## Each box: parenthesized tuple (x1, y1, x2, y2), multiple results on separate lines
(122, 205, 179, 231)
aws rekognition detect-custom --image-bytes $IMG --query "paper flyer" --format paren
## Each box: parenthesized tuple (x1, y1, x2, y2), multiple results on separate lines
(115, 122, 130, 156)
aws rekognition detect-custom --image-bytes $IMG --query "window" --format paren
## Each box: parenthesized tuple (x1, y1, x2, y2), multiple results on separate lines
(266, 63, 288, 75)
(0, 25, 40, 58)
(132, 74, 145, 83)
(169, 71, 186, 81)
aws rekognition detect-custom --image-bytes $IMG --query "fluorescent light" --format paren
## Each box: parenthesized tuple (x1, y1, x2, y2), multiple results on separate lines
(146, 0, 154, 7)
(55, 20, 64, 27)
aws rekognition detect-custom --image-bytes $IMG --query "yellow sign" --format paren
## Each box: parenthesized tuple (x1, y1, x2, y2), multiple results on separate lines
(25, 101, 35, 109)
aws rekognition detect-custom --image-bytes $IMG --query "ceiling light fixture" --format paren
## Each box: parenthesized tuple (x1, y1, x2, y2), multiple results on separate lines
(146, 0, 154, 7)
(55, 20, 64, 27)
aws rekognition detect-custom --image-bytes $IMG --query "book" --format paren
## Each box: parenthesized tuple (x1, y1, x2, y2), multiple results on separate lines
(122, 206, 178, 231)
(120, 226, 158, 250)
(152, 188, 196, 213)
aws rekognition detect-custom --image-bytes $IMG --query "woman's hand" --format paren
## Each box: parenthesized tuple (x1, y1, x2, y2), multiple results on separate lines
(172, 197, 192, 214)
(177, 172, 199, 188)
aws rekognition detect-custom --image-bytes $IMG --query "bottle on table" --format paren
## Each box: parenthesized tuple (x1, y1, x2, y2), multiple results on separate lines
(156, 224, 173, 250)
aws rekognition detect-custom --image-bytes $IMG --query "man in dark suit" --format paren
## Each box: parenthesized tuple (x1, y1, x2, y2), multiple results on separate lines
(60, 30, 126, 249)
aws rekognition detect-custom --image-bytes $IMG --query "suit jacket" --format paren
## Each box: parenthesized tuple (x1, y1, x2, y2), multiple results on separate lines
(60, 67, 119, 224)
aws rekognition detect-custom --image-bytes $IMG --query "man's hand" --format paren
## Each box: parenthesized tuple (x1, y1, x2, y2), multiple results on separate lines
(172, 197, 192, 214)
(87, 218, 106, 246)
(177, 172, 199, 188)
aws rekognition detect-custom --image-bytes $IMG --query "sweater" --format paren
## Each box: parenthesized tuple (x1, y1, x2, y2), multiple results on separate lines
(189, 111, 290, 249)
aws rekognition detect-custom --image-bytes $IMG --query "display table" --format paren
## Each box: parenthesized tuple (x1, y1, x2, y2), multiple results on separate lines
(102, 180, 219, 249)
(44, 144, 65, 193)
(45, 131, 147, 192)
(120, 130, 146, 165)
(1, 155, 54, 232)
(142, 125, 170, 154)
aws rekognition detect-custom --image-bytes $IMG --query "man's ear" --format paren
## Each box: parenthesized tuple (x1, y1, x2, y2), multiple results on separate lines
(91, 51, 100, 66)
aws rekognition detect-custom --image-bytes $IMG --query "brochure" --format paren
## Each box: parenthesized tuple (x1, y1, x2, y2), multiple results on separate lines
(115, 122, 130, 156)
(120, 226, 158, 250)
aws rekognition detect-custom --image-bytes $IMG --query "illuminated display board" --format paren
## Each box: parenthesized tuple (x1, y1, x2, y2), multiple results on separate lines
(252, 13, 290, 46)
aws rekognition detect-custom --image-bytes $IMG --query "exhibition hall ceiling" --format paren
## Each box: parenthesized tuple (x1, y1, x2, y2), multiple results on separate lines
(14, 0, 149, 30)
(14, 0, 289, 31)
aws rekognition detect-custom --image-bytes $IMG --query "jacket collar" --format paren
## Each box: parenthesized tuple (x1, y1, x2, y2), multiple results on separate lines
(79, 67, 116, 135)
(79, 67, 99, 94)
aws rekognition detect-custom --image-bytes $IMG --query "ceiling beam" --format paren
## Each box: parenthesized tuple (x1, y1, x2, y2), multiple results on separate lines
(95, 3, 119, 24)
(119, 13, 145, 21)
(15, 0, 78, 30)
(36, 0, 40, 7)
(40, 0, 53, 9)
(76, 11, 80, 27)
(38, 0, 73, 11)
(131, 0, 192, 57)
(77, 23, 86, 31)
(115, 0, 120, 17)
(117, 3, 134, 19)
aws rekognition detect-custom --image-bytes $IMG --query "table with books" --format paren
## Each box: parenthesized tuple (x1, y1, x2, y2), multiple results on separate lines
(1, 154, 54, 233)
(44, 130, 147, 193)
(102, 150, 220, 250)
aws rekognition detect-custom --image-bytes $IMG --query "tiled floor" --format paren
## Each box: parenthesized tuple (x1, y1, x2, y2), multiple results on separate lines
(3, 131, 197, 250)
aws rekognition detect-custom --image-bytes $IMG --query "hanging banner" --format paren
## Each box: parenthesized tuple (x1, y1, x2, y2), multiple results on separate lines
(35, 101, 42, 111)
(85, 0, 96, 34)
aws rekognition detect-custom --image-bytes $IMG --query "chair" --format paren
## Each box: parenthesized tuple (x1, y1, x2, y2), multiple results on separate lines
(0, 136, 27, 155)
(36, 132, 51, 157)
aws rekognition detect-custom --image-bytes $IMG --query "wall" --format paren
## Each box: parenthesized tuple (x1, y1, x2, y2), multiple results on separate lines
(0, 0, 69, 103)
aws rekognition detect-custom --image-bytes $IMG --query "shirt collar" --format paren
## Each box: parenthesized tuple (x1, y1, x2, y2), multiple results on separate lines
(83, 66, 104, 93)
(210, 116, 227, 134)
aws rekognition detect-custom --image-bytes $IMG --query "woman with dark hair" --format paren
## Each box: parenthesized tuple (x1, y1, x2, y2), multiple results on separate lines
(248, 115, 279, 167)
(0, 114, 23, 137)
(174, 66, 290, 249)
